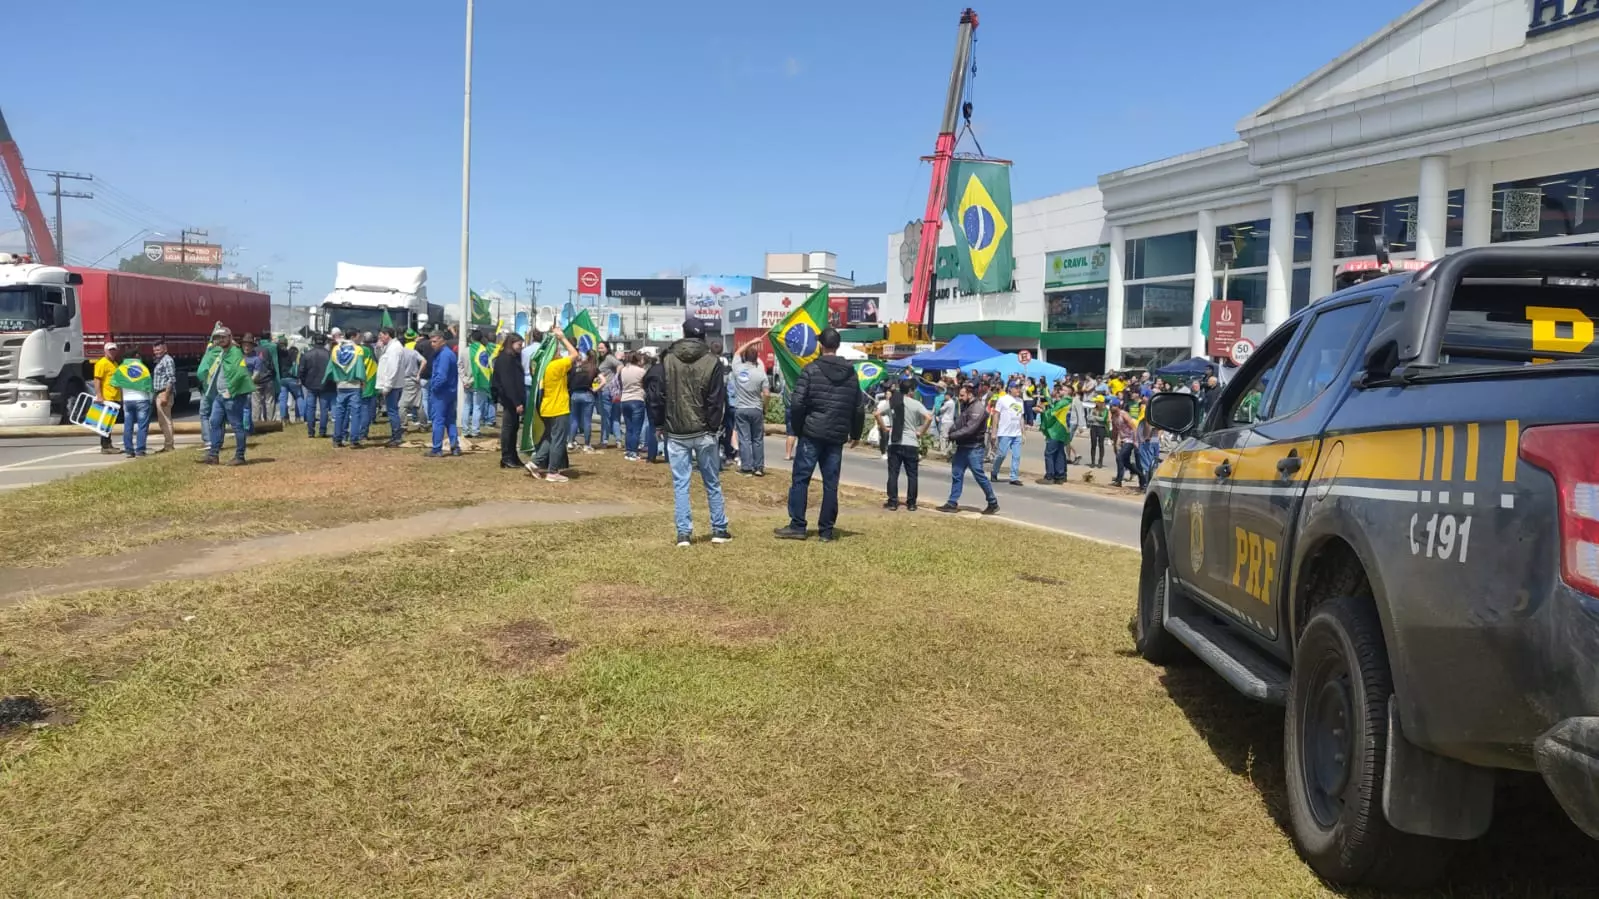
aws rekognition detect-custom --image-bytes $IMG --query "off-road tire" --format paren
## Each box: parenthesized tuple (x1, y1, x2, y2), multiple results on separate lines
(1284, 595, 1452, 888)
(1135, 525, 1185, 664)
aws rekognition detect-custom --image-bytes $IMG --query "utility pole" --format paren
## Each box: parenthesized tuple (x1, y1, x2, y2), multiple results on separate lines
(46, 171, 93, 260)
(286, 279, 304, 308)
(179, 228, 208, 279)
(525, 278, 541, 332)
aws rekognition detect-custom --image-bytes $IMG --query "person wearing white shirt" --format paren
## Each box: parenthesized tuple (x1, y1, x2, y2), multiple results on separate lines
(990, 382, 1026, 485)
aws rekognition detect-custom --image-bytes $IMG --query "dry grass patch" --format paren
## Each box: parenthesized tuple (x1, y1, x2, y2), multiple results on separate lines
(0, 513, 1593, 896)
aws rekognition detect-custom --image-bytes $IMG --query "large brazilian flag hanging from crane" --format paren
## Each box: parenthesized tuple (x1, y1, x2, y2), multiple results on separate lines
(945, 160, 1014, 294)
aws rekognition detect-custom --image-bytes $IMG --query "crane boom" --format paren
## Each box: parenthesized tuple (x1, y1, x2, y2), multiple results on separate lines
(906, 7, 978, 338)
(0, 108, 58, 265)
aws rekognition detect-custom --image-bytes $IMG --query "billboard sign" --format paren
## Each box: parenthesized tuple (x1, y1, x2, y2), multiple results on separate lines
(844, 295, 881, 324)
(1206, 300, 1244, 358)
(685, 275, 749, 332)
(143, 241, 224, 267)
(577, 267, 603, 295)
(1045, 244, 1111, 289)
(606, 278, 685, 306)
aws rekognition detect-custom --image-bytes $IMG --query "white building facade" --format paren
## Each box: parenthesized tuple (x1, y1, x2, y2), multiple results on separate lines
(887, 0, 1599, 372)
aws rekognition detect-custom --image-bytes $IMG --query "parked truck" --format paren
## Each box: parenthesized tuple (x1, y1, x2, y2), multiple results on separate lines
(0, 253, 270, 426)
(317, 262, 441, 337)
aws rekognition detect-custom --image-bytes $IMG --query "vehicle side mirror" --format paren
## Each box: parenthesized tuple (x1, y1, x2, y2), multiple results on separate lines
(51, 305, 71, 329)
(1147, 392, 1200, 435)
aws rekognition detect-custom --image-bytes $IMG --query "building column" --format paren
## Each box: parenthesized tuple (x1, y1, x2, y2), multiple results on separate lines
(1310, 187, 1337, 301)
(1265, 183, 1296, 329)
(1416, 155, 1450, 262)
(1106, 225, 1126, 371)
(1192, 210, 1215, 358)
(1464, 160, 1493, 248)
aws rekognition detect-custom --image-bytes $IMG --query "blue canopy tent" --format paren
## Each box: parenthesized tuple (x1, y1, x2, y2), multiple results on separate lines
(1153, 356, 1213, 382)
(895, 334, 1002, 371)
(963, 353, 1067, 381)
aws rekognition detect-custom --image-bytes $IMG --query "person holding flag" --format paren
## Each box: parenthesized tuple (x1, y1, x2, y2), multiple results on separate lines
(197, 326, 256, 466)
(327, 331, 367, 448)
(1039, 387, 1074, 484)
(466, 330, 496, 439)
(529, 328, 580, 481)
(110, 347, 155, 458)
(771, 286, 864, 542)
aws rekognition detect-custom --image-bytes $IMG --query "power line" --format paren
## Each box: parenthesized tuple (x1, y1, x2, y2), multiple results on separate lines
(45, 171, 93, 259)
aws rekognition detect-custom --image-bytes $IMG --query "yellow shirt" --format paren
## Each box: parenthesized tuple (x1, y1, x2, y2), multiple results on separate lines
(94, 356, 121, 403)
(1109, 378, 1125, 396)
(540, 356, 573, 418)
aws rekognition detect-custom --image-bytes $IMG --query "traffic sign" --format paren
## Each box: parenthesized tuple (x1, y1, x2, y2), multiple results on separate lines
(1229, 338, 1256, 366)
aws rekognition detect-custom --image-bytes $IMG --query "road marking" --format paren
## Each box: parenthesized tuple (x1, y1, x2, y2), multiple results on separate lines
(0, 447, 101, 472)
(984, 514, 1137, 551)
(3, 460, 125, 473)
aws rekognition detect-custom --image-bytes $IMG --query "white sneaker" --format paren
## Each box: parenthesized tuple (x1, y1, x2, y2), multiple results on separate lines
(545, 472, 570, 483)
(581, 445, 595, 454)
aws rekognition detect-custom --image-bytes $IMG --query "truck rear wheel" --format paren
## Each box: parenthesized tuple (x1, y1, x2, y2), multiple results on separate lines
(1284, 595, 1451, 888)
(1135, 525, 1185, 664)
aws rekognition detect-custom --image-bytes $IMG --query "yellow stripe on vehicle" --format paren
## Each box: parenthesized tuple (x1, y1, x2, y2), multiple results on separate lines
(1329, 428, 1427, 482)
(1503, 419, 1520, 482)
(1421, 427, 1434, 481)
(1440, 426, 1454, 482)
(1232, 440, 1318, 482)
(1465, 422, 1479, 481)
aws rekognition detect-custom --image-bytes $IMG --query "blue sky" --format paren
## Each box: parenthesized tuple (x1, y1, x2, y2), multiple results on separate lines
(10, 0, 1418, 308)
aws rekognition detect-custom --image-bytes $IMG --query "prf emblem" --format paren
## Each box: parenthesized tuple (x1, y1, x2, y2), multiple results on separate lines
(1189, 502, 1205, 573)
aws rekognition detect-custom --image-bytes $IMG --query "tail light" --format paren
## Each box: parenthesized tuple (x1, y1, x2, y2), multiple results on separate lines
(1520, 424, 1599, 598)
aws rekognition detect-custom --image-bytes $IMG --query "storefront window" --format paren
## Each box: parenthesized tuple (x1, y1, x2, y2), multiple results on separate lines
(1291, 267, 1312, 312)
(1217, 213, 1314, 268)
(1447, 189, 1464, 248)
(1124, 231, 1197, 280)
(1046, 287, 1108, 331)
(1492, 168, 1599, 243)
(1122, 347, 1191, 370)
(1335, 191, 1465, 257)
(1215, 268, 1313, 319)
(1124, 282, 1194, 330)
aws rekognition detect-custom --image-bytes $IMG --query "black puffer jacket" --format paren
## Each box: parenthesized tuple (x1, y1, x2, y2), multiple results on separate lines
(491, 344, 527, 409)
(791, 354, 865, 445)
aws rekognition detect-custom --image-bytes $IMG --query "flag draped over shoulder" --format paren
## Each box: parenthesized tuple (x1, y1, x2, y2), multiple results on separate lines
(519, 335, 560, 454)
(767, 285, 829, 389)
(470, 290, 493, 326)
(945, 160, 1014, 294)
(328, 341, 363, 382)
(854, 360, 886, 393)
(469, 341, 493, 392)
(564, 309, 600, 355)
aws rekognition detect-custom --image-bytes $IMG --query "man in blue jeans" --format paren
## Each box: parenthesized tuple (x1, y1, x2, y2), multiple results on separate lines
(297, 333, 333, 437)
(775, 328, 865, 542)
(197, 326, 256, 465)
(990, 381, 1026, 485)
(938, 382, 1000, 514)
(426, 331, 462, 456)
(326, 334, 366, 447)
(645, 319, 730, 546)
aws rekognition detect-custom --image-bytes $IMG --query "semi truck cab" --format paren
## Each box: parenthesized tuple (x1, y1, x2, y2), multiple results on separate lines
(0, 253, 84, 426)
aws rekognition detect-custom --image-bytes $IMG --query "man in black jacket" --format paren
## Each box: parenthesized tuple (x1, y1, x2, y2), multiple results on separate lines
(491, 333, 528, 469)
(937, 381, 1000, 515)
(646, 319, 732, 547)
(775, 328, 864, 542)
(296, 333, 333, 438)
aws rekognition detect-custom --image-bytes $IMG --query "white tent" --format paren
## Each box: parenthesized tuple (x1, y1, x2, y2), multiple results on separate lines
(837, 342, 869, 360)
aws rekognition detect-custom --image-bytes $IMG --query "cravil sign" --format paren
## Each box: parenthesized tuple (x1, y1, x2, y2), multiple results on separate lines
(1529, 0, 1599, 37)
(1045, 245, 1110, 290)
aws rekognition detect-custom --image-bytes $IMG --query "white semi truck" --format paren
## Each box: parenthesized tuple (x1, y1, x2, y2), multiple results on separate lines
(317, 263, 442, 336)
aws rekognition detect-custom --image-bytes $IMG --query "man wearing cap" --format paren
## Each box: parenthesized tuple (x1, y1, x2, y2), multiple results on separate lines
(91, 342, 123, 454)
(399, 328, 423, 429)
(297, 333, 333, 437)
(197, 326, 255, 465)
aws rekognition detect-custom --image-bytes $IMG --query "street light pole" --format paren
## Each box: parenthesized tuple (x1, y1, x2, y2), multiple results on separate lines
(456, 0, 475, 438)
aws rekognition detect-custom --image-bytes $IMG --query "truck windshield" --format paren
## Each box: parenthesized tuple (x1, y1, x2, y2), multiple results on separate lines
(0, 286, 45, 332)
(1441, 282, 1599, 366)
(326, 307, 398, 336)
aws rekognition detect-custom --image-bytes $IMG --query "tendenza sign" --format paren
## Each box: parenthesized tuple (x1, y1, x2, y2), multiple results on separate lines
(1529, 0, 1599, 37)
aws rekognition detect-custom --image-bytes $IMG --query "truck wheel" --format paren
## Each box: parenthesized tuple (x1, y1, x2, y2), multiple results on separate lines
(1135, 525, 1185, 664)
(1284, 595, 1452, 888)
(52, 375, 85, 420)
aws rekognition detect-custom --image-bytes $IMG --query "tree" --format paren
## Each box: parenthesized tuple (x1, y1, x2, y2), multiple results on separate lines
(116, 254, 210, 282)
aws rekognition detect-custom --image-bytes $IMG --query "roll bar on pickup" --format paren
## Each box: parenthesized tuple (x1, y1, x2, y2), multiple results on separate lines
(1364, 246, 1599, 379)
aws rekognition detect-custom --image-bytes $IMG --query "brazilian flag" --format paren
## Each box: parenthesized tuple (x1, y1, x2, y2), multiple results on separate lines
(328, 341, 364, 382)
(469, 290, 493, 327)
(519, 335, 560, 454)
(469, 341, 493, 392)
(768, 285, 829, 389)
(381, 308, 394, 329)
(564, 309, 600, 356)
(945, 160, 1014, 294)
(854, 360, 886, 393)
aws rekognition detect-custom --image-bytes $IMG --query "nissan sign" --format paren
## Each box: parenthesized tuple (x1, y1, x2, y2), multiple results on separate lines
(577, 267, 603, 295)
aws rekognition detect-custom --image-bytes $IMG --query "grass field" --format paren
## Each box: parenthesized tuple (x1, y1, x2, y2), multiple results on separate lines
(1, 435, 1596, 896)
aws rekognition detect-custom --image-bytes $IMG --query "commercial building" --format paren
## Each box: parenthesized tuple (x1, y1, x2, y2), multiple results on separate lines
(887, 0, 1599, 371)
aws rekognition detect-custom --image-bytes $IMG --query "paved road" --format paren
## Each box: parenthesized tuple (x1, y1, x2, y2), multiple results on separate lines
(767, 446, 1143, 549)
(0, 409, 201, 491)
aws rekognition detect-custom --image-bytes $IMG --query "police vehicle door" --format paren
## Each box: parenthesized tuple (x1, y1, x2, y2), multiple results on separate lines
(1224, 297, 1377, 640)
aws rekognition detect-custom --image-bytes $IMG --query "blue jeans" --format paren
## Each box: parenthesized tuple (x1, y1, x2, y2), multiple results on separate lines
(332, 388, 362, 444)
(308, 389, 334, 436)
(949, 444, 997, 506)
(787, 437, 843, 535)
(622, 400, 647, 455)
(569, 392, 595, 447)
(598, 392, 617, 446)
(734, 407, 765, 472)
(121, 399, 151, 455)
(356, 394, 376, 442)
(206, 394, 249, 460)
(199, 391, 214, 445)
(468, 389, 495, 436)
(1044, 438, 1068, 480)
(385, 388, 403, 444)
(667, 433, 728, 536)
(1116, 442, 1147, 489)
(242, 399, 253, 436)
(992, 434, 1022, 481)
(279, 377, 303, 422)
(430, 390, 459, 451)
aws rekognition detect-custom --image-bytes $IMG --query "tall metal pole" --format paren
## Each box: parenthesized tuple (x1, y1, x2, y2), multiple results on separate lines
(456, 0, 474, 436)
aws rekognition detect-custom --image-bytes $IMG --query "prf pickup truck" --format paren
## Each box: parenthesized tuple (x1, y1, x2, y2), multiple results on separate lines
(1139, 247, 1599, 888)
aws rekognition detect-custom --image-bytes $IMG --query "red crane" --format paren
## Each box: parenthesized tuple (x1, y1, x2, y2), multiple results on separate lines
(906, 7, 979, 339)
(0, 107, 58, 265)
